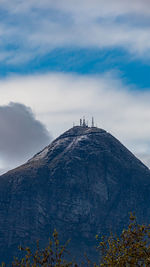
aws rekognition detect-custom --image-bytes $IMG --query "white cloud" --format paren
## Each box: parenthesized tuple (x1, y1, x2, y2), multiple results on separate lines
(0, 0, 150, 63)
(2, 0, 150, 17)
(0, 72, 150, 169)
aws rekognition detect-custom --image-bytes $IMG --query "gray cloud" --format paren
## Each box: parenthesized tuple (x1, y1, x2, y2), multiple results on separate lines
(0, 73, 150, 168)
(0, 102, 51, 171)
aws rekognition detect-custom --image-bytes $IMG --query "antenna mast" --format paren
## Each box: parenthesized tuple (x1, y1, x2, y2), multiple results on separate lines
(83, 116, 86, 127)
(92, 117, 94, 127)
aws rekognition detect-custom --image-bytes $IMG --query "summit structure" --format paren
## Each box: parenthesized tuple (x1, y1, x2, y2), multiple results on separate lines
(0, 126, 150, 263)
(79, 116, 95, 127)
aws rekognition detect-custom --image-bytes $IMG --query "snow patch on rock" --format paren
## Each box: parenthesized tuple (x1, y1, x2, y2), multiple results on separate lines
(66, 135, 88, 151)
(30, 147, 49, 162)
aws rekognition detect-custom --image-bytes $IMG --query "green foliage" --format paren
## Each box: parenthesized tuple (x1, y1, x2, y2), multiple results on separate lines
(11, 229, 75, 267)
(97, 213, 150, 266)
(1, 214, 150, 266)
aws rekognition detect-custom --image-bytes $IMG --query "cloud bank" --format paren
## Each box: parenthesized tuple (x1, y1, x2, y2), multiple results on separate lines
(0, 0, 150, 64)
(0, 72, 150, 165)
(0, 102, 51, 173)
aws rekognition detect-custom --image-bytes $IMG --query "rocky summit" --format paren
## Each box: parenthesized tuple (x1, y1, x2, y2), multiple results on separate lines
(0, 125, 150, 263)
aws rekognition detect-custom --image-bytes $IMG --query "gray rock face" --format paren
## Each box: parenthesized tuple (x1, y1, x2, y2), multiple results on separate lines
(0, 126, 150, 263)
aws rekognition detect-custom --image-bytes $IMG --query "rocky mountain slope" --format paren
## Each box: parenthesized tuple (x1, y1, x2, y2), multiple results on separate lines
(0, 126, 150, 263)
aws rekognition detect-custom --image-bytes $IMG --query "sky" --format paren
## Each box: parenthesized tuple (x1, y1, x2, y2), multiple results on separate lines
(1, 0, 150, 172)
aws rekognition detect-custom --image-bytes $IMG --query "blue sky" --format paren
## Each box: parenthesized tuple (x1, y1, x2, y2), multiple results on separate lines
(1, 0, 150, 171)
(0, 0, 150, 90)
(1, 47, 150, 89)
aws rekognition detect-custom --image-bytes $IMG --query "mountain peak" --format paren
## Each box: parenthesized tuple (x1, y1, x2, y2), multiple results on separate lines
(28, 126, 106, 164)
(57, 125, 106, 138)
(0, 125, 150, 263)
